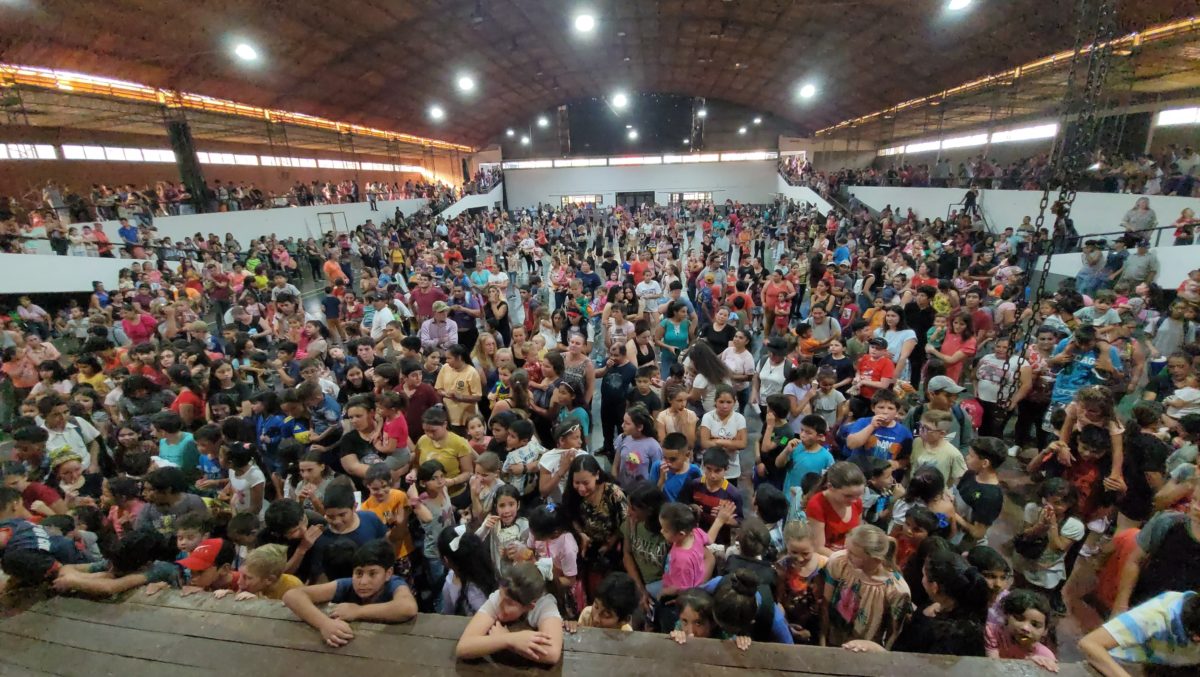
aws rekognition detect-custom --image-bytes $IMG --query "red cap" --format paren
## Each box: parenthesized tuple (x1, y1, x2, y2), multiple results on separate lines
(178, 538, 224, 572)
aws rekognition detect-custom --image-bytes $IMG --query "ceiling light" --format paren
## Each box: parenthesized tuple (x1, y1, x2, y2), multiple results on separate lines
(683, 139, 690, 145)
(799, 83, 817, 99)
(625, 124, 632, 129)
(574, 13, 596, 33)
(233, 43, 259, 61)
(738, 126, 747, 135)
(947, 0, 971, 10)
(697, 108, 707, 118)
(753, 116, 762, 125)
(628, 129, 638, 140)
(537, 116, 549, 127)
(520, 135, 530, 145)
(506, 129, 515, 137)
(428, 105, 445, 121)
(612, 92, 629, 109)
(456, 74, 475, 92)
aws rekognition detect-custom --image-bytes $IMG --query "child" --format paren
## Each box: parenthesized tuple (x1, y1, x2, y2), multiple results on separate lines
(1, 460, 66, 516)
(926, 313, 948, 351)
(1057, 384, 1125, 487)
(843, 390, 913, 471)
(173, 512, 211, 558)
(502, 419, 544, 506)
(291, 449, 333, 513)
(721, 516, 778, 589)
(795, 323, 820, 361)
(223, 443, 266, 518)
(1011, 478, 1085, 614)
(438, 527, 498, 616)
(193, 425, 229, 497)
(819, 524, 912, 648)
(775, 520, 827, 644)
(860, 457, 898, 530)
(809, 368, 850, 432)
(985, 589, 1058, 671)
(160, 538, 239, 596)
(361, 463, 414, 579)
(650, 432, 701, 503)
(755, 484, 790, 554)
(621, 481, 668, 613)
(214, 544, 303, 600)
(910, 408, 966, 487)
(570, 571, 638, 632)
(104, 476, 145, 536)
(465, 414, 491, 455)
(679, 447, 745, 546)
(614, 405, 663, 489)
(1163, 373, 1200, 423)
(469, 451, 507, 520)
(151, 411, 199, 471)
(283, 539, 418, 647)
(626, 365, 663, 417)
(412, 460, 457, 606)
(455, 561, 564, 665)
(758, 395, 797, 490)
(953, 437, 1007, 547)
(656, 384, 698, 450)
(669, 588, 722, 643)
(777, 414, 836, 509)
(513, 504, 582, 619)
(658, 502, 715, 598)
(894, 504, 939, 569)
(476, 484, 529, 578)
(967, 545, 1014, 626)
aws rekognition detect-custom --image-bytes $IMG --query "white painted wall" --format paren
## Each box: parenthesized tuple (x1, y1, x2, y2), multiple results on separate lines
(850, 186, 1200, 237)
(775, 175, 836, 214)
(1040, 245, 1193, 289)
(148, 198, 431, 245)
(0, 252, 154, 295)
(440, 183, 504, 219)
(503, 160, 778, 208)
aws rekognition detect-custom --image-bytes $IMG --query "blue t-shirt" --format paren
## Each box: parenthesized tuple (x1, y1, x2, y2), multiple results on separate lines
(332, 575, 408, 604)
(649, 462, 702, 502)
(1050, 338, 1124, 404)
(158, 433, 199, 471)
(782, 445, 836, 498)
(842, 417, 913, 465)
(700, 576, 794, 644)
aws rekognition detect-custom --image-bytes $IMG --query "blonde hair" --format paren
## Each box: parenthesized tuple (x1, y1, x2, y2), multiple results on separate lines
(243, 544, 287, 578)
(782, 520, 811, 544)
(846, 524, 897, 571)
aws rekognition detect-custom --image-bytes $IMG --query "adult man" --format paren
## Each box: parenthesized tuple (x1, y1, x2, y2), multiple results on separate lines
(368, 293, 396, 341)
(407, 274, 448, 325)
(1119, 239, 1159, 287)
(1080, 590, 1200, 677)
(419, 301, 459, 352)
(903, 285, 938, 382)
(448, 284, 482, 352)
(434, 345, 482, 435)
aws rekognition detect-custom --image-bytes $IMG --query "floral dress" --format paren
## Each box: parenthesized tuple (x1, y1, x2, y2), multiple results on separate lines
(823, 549, 912, 647)
(575, 482, 629, 577)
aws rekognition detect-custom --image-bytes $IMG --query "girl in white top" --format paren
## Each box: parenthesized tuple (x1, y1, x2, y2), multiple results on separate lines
(751, 341, 790, 409)
(720, 330, 756, 406)
(700, 385, 748, 483)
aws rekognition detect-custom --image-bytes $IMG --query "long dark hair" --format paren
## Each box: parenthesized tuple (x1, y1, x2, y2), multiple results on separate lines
(436, 529, 498, 604)
(686, 340, 730, 384)
(562, 454, 617, 523)
(924, 549, 990, 620)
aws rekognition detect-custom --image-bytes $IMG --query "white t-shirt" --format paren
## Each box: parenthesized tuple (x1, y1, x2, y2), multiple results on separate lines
(229, 465, 267, 518)
(756, 358, 788, 399)
(721, 348, 755, 392)
(538, 448, 590, 504)
(974, 354, 1021, 404)
(700, 410, 747, 480)
(478, 590, 561, 629)
(1014, 502, 1085, 588)
(43, 417, 100, 471)
(370, 305, 396, 339)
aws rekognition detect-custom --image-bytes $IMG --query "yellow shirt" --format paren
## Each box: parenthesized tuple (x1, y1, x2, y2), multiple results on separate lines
(362, 488, 414, 558)
(434, 363, 481, 426)
(578, 605, 633, 631)
(262, 574, 303, 600)
(415, 432, 473, 497)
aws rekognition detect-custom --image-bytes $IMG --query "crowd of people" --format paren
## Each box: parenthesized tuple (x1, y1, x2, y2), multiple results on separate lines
(2, 190, 1200, 675)
(780, 144, 1200, 199)
(0, 175, 465, 233)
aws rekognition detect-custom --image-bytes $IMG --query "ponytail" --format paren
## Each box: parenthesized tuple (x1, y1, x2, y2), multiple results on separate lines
(924, 550, 990, 620)
(713, 570, 762, 636)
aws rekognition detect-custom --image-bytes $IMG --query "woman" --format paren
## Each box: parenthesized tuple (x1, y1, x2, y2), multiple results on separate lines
(484, 285, 511, 348)
(1075, 240, 1107, 297)
(166, 364, 205, 431)
(843, 550, 988, 658)
(806, 279, 837, 319)
(750, 337, 791, 414)
(875, 308, 918, 383)
(699, 306, 737, 356)
(761, 269, 795, 333)
(89, 281, 111, 312)
(298, 320, 330, 360)
(1011, 326, 1059, 452)
(1172, 207, 1197, 246)
(655, 301, 693, 380)
(563, 455, 628, 597)
(550, 255, 572, 311)
(973, 336, 1024, 439)
(806, 461, 865, 556)
(472, 334, 500, 412)
(561, 334, 596, 407)
(626, 322, 658, 370)
(530, 351, 566, 446)
(1120, 196, 1158, 236)
(687, 341, 732, 414)
(721, 330, 756, 412)
(925, 312, 975, 384)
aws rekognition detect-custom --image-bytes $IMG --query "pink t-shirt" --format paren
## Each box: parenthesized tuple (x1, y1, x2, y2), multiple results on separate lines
(661, 528, 710, 590)
(527, 531, 579, 578)
(984, 621, 1056, 661)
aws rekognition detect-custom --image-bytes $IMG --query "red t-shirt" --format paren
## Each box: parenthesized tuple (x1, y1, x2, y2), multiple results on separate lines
(122, 313, 159, 345)
(939, 333, 977, 383)
(170, 389, 206, 417)
(970, 308, 993, 336)
(854, 354, 896, 398)
(806, 491, 863, 552)
(629, 260, 650, 285)
(383, 414, 410, 449)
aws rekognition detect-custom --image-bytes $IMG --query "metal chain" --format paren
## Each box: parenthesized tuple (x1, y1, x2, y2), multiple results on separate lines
(995, 0, 1116, 412)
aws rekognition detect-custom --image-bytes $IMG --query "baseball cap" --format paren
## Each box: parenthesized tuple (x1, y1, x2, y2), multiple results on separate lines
(766, 336, 791, 354)
(178, 538, 225, 572)
(927, 375, 966, 394)
(432, 301, 450, 313)
(867, 337, 889, 349)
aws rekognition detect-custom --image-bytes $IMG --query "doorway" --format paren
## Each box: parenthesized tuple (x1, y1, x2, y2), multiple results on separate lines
(615, 191, 655, 209)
